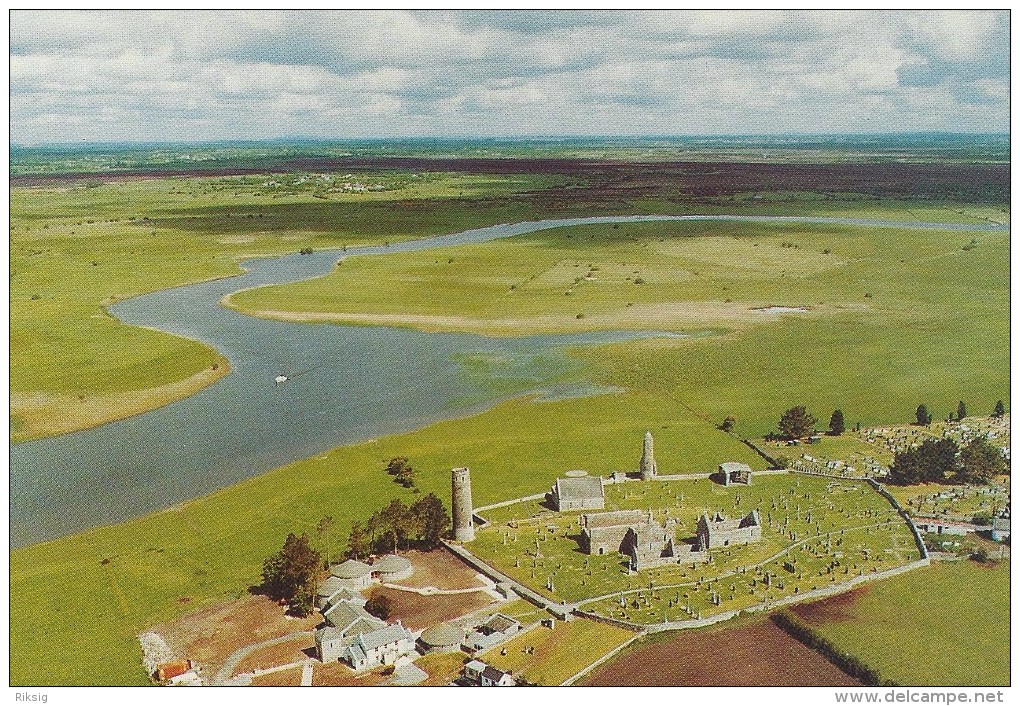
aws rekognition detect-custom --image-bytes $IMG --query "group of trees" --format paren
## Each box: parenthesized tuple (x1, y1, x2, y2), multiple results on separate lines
(915, 400, 1006, 426)
(385, 457, 416, 489)
(347, 493, 451, 558)
(774, 406, 845, 440)
(887, 437, 1006, 486)
(261, 532, 321, 617)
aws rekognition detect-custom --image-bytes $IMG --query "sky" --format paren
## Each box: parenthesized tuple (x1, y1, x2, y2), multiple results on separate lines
(8, 9, 1010, 145)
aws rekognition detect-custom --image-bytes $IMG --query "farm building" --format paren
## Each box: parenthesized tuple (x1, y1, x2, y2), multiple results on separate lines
(463, 660, 514, 686)
(329, 559, 374, 589)
(372, 554, 414, 581)
(345, 622, 416, 672)
(464, 613, 522, 652)
(719, 461, 753, 486)
(315, 600, 387, 662)
(696, 511, 762, 550)
(481, 665, 515, 686)
(316, 579, 366, 609)
(417, 622, 465, 654)
(548, 476, 605, 511)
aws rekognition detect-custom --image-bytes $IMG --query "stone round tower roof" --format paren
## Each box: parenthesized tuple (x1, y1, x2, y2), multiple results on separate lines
(372, 554, 412, 573)
(419, 622, 464, 648)
(330, 559, 372, 579)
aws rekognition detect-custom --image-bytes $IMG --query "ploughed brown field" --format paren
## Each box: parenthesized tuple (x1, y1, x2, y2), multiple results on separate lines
(581, 619, 863, 687)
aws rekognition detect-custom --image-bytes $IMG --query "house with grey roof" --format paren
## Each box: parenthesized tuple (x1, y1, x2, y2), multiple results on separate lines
(315, 599, 387, 662)
(991, 508, 1010, 542)
(345, 622, 415, 672)
(548, 476, 605, 511)
(480, 665, 515, 686)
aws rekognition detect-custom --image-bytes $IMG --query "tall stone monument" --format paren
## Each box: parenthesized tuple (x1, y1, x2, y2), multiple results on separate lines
(451, 467, 475, 542)
(639, 431, 657, 480)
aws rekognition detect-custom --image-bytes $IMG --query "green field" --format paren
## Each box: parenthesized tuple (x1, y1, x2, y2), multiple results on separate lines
(9, 161, 1010, 685)
(231, 216, 1010, 438)
(791, 559, 1010, 686)
(484, 618, 635, 685)
(9, 173, 559, 440)
(470, 474, 918, 622)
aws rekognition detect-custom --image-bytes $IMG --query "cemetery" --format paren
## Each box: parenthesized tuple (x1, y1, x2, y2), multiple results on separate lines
(468, 473, 921, 626)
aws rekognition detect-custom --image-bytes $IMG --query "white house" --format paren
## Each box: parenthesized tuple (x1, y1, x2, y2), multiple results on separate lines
(345, 622, 415, 672)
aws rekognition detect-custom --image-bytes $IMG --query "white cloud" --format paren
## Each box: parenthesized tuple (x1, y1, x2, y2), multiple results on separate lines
(8, 9, 1009, 144)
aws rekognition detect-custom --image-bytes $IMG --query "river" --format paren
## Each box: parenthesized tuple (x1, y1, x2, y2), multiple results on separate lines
(10, 215, 1008, 548)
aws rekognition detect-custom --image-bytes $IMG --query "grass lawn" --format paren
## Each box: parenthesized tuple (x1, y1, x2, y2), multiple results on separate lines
(484, 618, 635, 685)
(791, 559, 1010, 686)
(471, 475, 918, 621)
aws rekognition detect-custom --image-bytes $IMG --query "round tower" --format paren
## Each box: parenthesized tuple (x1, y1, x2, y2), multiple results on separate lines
(451, 467, 475, 542)
(639, 431, 657, 480)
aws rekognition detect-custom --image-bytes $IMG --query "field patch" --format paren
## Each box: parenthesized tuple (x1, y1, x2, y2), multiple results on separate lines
(789, 559, 1010, 686)
(582, 618, 862, 686)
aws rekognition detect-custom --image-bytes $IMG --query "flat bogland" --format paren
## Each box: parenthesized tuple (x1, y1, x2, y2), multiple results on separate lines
(582, 618, 863, 686)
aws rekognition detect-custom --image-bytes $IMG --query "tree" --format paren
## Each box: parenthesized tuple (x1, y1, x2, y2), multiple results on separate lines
(719, 416, 736, 433)
(993, 400, 1006, 418)
(386, 457, 416, 488)
(888, 439, 959, 485)
(915, 404, 932, 426)
(956, 401, 968, 421)
(288, 584, 315, 617)
(317, 515, 335, 568)
(346, 521, 371, 560)
(778, 406, 817, 440)
(410, 493, 451, 549)
(365, 594, 392, 620)
(377, 498, 411, 553)
(957, 438, 1005, 485)
(828, 410, 845, 436)
(261, 533, 321, 602)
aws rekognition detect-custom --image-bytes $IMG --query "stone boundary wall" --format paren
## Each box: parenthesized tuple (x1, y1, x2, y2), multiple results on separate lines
(475, 493, 546, 514)
(865, 478, 930, 560)
(559, 633, 643, 686)
(741, 438, 781, 467)
(576, 558, 930, 634)
(442, 541, 556, 612)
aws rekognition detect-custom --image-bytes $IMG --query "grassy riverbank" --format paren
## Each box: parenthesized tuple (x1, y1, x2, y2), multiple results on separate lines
(9, 173, 558, 440)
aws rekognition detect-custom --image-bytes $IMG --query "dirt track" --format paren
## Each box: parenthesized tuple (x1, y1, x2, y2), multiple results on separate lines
(582, 619, 863, 686)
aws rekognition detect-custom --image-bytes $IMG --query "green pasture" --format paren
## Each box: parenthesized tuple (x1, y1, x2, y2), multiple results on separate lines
(9, 173, 557, 440)
(484, 617, 634, 685)
(10, 390, 754, 685)
(470, 475, 918, 621)
(232, 216, 1009, 437)
(792, 558, 1010, 686)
